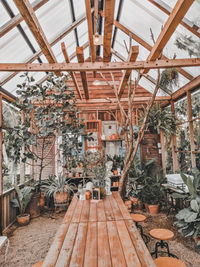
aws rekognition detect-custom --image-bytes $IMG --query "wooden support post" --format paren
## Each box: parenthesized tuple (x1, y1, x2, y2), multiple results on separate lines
(160, 130, 166, 176)
(187, 91, 196, 168)
(171, 101, 179, 172)
(0, 94, 3, 234)
(76, 47, 89, 99)
(61, 42, 82, 99)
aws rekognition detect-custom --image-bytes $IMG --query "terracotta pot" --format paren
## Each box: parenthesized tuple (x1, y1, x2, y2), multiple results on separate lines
(85, 190, 91, 200)
(113, 169, 118, 175)
(17, 214, 30, 226)
(148, 204, 159, 214)
(111, 134, 117, 140)
(55, 191, 68, 203)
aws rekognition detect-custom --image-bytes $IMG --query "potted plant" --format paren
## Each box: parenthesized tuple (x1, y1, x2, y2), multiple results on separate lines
(41, 174, 75, 204)
(10, 184, 34, 226)
(107, 155, 124, 175)
(173, 169, 200, 245)
(137, 159, 166, 214)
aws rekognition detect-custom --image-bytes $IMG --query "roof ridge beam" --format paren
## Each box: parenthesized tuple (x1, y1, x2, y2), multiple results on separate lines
(103, 0, 116, 62)
(85, 0, 96, 62)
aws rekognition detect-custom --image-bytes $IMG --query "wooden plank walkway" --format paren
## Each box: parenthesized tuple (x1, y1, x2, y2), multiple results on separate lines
(42, 192, 155, 267)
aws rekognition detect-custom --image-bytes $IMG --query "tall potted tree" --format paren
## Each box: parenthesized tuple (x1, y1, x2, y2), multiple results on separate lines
(7, 73, 84, 215)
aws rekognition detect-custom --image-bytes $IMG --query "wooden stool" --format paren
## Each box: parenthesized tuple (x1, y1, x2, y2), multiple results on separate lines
(131, 214, 150, 244)
(154, 257, 186, 267)
(150, 229, 177, 258)
(32, 261, 43, 267)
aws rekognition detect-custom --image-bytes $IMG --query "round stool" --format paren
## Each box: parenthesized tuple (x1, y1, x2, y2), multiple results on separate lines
(32, 261, 43, 267)
(150, 229, 177, 258)
(131, 214, 150, 244)
(154, 257, 186, 267)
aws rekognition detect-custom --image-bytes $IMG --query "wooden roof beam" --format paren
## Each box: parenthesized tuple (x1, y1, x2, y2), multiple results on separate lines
(144, 0, 194, 73)
(0, 58, 199, 72)
(13, 0, 60, 75)
(0, 0, 49, 38)
(99, 11, 194, 80)
(0, 14, 88, 87)
(118, 46, 139, 98)
(148, 0, 200, 39)
(61, 42, 82, 100)
(76, 47, 89, 100)
(103, 0, 116, 62)
(85, 0, 96, 62)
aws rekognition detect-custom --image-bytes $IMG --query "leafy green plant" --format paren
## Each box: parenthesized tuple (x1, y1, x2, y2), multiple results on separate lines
(106, 154, 124, 171)
(10, 184, 34, 215)
(174, 169, 200, 246)
(159, 68, 179, 93)
(139, 103, 177, 135)
(41, 174, 75, 202)
(6, 73, 84, 186)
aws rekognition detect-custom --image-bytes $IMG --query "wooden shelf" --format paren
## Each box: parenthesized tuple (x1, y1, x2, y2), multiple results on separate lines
(102, 139, 122, 142)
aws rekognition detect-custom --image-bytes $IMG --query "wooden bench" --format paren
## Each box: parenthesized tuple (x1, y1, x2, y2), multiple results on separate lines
(42, 192, 155, 266)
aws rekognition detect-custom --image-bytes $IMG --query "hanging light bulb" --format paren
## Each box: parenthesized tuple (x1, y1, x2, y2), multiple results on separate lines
(93, 32, 103, 45)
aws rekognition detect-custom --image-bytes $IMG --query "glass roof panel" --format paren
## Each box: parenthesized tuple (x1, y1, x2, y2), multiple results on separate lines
(35, 0, 71, 43)
(183, 1, 200, 26)
(0, 2, 10, 25)
(120, 0, 168, 47)
(0, 27, 33, 63)
(73, 0, 86, 19)
(76, 21, 89, 47)
(19, 21, 40, 51)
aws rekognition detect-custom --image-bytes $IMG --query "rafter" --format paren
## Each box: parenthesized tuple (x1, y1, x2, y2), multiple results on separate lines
(61, 42, 82, 100)
(144, 0, 194, 73)
(100, 11, 194, 80)
(14, 0, 57, 67)
(103, 0, 116, 62)
(0, 58, 199, 72)
(76, 47, 89, 100)
(0, 14, 88, 87)
(148, 0, 200, 39)
(0, 0, 49, 38)
(85, 0, 96, 62)
(118, 46, 139, 98)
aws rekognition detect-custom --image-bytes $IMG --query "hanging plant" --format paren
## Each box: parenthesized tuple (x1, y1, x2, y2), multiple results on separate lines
(159, 68, 179, 92)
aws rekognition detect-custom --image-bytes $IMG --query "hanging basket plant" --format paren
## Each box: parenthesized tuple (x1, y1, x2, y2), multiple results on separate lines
(159, 68, 179, 92)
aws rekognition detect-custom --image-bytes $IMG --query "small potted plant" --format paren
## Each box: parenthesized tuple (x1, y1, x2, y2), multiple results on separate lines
(138, 174, 166, 214)
(11, 184, 34, 226)
(41, 174, 75, 205)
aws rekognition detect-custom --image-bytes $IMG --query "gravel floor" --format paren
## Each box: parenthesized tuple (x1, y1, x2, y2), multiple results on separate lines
(0, 208, 199, 267)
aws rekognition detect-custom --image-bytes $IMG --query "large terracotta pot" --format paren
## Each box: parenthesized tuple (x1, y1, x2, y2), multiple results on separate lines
(144, 203, 149, 213)
(39, 193, 45, 208)
(55, 191, 68, 203)
(17, 214, 30, 226)
(148, 204, 159, 214)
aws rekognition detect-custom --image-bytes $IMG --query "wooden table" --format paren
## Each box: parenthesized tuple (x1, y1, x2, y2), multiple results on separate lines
(42, 192, 155, 267)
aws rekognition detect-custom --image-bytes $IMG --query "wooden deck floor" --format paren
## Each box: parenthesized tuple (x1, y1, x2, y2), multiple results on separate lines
(42, 192, 155, 267)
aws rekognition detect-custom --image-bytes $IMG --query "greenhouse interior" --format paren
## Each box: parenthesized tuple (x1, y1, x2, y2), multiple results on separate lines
(0, 0, 200, 266)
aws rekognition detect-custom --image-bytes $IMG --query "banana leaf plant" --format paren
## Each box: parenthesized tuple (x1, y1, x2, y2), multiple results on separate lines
(174, 169, 200, 246)
(10, 184, 34, 215)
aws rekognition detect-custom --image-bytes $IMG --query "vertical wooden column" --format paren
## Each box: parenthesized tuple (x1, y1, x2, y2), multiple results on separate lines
(187, 91, 196, 168)
(0, 94, 3, 234)
(171, 101, 179, 172)
(160, 129, 166, 176)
